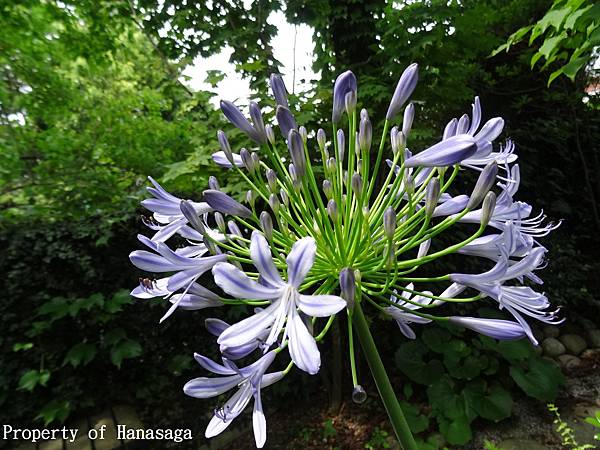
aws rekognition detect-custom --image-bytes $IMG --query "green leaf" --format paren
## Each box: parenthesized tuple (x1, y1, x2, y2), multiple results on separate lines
(63, 342, 97, 367)
(464, 382, 513, 421)
(399, 401, 429, 434)
(510, 358, 564, 402)
(18, 369, 51, 391)
(440, 415, 472, 445)
(495, 339, 534, 361)
(36, 399, 71, 425)
(422, 327, 452, 353)
(104, 327, 127, 346)
(110, 338, 142, 368)
(12, 342, 34, 352)
(104, 289, 133, 313)
(395, 341, 445, 385)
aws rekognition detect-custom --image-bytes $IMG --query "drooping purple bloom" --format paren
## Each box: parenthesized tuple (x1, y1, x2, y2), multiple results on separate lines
(184, 350, 283, 448)
(212, 232, 346, 374)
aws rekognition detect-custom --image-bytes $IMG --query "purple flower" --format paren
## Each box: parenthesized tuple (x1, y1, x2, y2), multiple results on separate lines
(212, 232, 346, 374)
(220, 100, 266, 144)
(269, 73, 289, 107)
(384, 284, 435, 339)
(184, 350, 283, 448)
(141, 177, 213, 242)
(448, 316, 527, 340)
(275, 105, 297, 138)
(386, 63, 419, 120)
(332, 70, 357, 124)
(404, 135, 477, 167)
(203, 190, 252, 218)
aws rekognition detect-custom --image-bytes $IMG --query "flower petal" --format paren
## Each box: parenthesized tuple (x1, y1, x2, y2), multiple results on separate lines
(297, 294, 346, 317)
(217, 301, 280, 348)
(250, 231, 284, 288)
(183, 374, 241, 398)
(212, 151, 243, 168)
(213, 262, 282, 300)
(205, 384, 253, 438)
(193, 353, 237, 376)
(286, 237, 317, 288)
(287, 308, 320, 374)
(253, 394, 267, 448)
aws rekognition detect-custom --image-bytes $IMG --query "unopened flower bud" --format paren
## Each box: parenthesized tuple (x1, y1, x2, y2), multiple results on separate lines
(180, 200, 206, 234)
(266, 168, 277, 192)
(402, 102, 415, 138)
(327, 199, 338, 221)
(404, 172, 414, 195)
(269, 193, 280, 215)
(214, 212, 226, 233)
(481, 191, 496, 227)
(240, 148, 253, 172)
(386, 63, 419, 120)
(251, 152, 260, 169)
(299, 126, 308, 144)
(339, 268, 356, 308)
(345, 90, 357, 116)
(360, 108, 369, 121)
(260, 211, 273, 241)
(337, 129, 345, 163)
(424, 178, 440, 216)
(383, 207, 396, 239)
(332, 70, 357, 123)
(208, 176, 220, 190)
(357, 159, 363, 173)
(359, 116, 372, 153)
(288, 129, 306, 176)
(326, 157, 337, 174)
(249, 101, 266, 142)
(289, 164, 300, 190)
(362, 206, 370, 219)
(227, 220, 242, 237)
(352, 385, 367, 404)
(467, 161, 498, 210)
(317, 128, 326, 150)
(322, 179, 333, 199)
(217, 130, 233, 163)
(280, 188, 289, 206)
(390, 126, 400, 155)
(351, 173, 362, 197)
(265, 124, 275, 145)
(246, 190, 255, 209)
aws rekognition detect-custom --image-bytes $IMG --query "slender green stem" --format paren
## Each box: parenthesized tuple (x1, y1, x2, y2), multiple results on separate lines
(352, 301, 418, 450)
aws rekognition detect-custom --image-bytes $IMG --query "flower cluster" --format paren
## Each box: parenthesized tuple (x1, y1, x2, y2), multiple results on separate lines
(130, 64, 560, 447)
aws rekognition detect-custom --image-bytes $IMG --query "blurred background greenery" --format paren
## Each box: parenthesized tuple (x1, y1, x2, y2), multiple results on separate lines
(1, 0, 599, 448)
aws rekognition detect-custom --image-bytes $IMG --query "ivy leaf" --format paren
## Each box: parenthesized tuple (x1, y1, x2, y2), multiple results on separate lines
(110, 339, 142, 368)
(63, 342, 97, 368)
(36, 399, 71, 425)
(439, 415, 472, 445)
(18, 369, 51, 391)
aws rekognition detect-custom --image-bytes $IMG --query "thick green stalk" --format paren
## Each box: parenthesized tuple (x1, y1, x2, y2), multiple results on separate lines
(352, 301, 418, 450)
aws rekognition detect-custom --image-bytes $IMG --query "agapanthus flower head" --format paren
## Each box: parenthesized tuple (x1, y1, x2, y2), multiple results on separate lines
(130, 63, 560, 447)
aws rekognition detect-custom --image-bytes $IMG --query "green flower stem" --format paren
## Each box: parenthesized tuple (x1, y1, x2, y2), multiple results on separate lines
(352, 300, 418, 450)
(366, 120, 390, 200)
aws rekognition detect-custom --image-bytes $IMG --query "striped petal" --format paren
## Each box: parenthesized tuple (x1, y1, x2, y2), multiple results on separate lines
(286, 237, 317, 288)
(213, 262, 282, 300)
